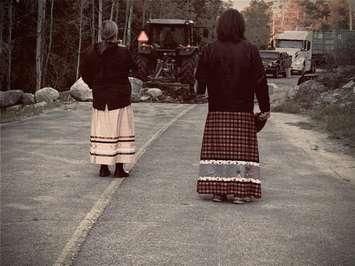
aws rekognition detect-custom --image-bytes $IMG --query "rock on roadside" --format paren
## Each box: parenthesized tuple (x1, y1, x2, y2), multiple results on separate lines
(146, 88, 162, 99)
(342, 77, 355, 94)
(139, 95, 151, 102)
(21, 93, 35, 105)
(293, 80, 327, 109)
(70, 78, 93, 102)
(35, 87, 60, 103)
(0, 90, 24, 108)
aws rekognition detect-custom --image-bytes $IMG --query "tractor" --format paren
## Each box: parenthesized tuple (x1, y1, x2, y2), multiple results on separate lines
(135, 19, 203, 88)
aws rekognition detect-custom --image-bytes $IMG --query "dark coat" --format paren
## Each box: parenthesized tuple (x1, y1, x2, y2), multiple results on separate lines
(196, 40, 270, 113)
(80, 42, 137, 110)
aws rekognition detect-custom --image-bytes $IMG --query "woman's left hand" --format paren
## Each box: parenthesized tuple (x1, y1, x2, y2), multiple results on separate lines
(259, 112, 270, 120)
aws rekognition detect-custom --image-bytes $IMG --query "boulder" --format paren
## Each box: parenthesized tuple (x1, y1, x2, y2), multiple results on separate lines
(6, 104, 22, 112)
(343, 78, 355, 90)
(146, 88, 163, 99)
(139, 95, 151, 102)
(35, 87, 60, 103)
(287, 85, 300, 99)
(129, 77, 143, 102)
(21, 93, 35, 105)
(0, 90, 24, 108)
(319, 91, 339, 105)
(294, 80, 327, 110)
(70, 78, 93, 102)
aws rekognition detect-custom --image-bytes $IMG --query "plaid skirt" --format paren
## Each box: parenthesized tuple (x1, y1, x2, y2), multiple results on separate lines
(197, 111, 261, 198)
(90, 105, 135, 165)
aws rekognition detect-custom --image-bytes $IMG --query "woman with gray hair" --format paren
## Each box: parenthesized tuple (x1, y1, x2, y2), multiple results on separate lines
(80, 20, 137, 177)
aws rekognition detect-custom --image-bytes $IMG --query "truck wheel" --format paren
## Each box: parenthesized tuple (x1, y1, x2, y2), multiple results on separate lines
(136, 55, 150, 81)
(273, 68, 279, 78)
(180, 56, 197, 85)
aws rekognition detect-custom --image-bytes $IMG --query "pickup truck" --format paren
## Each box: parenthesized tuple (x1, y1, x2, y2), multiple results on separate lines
(259, 50, 292, 78)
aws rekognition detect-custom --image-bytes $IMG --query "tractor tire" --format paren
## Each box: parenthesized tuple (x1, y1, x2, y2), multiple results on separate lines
(273, 68, 279, 78)
(136, 55, 150, 81)
(180, 56, 197, 85)
(282, 70, 287, 78)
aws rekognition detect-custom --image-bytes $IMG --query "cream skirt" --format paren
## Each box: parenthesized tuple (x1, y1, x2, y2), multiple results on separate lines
(90, 105, 135, 165)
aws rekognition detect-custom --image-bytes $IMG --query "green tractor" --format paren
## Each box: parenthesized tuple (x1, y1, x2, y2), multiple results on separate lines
(136, 19, 202, 87)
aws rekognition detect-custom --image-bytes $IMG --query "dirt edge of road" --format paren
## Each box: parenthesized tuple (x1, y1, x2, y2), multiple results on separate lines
(271, 112, 355, 185)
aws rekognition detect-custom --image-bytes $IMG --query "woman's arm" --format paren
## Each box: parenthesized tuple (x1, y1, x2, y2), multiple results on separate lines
(251, 45, 270, 113)
(79, 46, 95, 88)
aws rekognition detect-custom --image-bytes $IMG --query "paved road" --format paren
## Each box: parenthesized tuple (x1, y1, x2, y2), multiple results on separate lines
(1, 103, 193, 265)
(73, 104, 355, 266)
(2, 96, 355, 265)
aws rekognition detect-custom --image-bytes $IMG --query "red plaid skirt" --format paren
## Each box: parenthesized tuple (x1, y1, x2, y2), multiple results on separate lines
(197, 112, 261, 198)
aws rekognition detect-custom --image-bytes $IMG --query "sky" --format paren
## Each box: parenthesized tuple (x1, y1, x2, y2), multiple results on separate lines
(232, 0, 252, 11)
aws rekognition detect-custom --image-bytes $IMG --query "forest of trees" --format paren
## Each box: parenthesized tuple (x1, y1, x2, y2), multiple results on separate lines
(0, 0, 232, 93)
(1, 0, 352, 94)
(300, 0, 351, 30)
(242, 0, 272, 49)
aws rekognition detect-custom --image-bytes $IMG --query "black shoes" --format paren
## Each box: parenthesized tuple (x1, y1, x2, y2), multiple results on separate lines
(99, 165, 111, 177)
(99, 164, 129, 178)
(113, 163, 129, 178)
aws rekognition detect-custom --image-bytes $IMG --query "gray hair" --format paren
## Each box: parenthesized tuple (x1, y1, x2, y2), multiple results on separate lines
(102, 20, 118, 41)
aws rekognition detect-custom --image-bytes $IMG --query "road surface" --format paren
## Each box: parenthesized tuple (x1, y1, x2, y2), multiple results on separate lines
(1, 77, 355, 265)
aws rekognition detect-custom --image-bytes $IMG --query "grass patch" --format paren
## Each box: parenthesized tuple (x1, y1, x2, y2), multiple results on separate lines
(311, 103, 355, 144)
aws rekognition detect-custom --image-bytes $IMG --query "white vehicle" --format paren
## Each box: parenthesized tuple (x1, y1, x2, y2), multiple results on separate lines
(274, 31, 315, 74)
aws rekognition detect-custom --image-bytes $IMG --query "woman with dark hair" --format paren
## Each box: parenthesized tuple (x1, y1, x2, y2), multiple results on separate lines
(80, 20, 137, 177)
(195, 9, 270, 203)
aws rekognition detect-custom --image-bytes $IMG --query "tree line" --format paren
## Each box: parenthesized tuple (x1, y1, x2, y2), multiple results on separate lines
(1, 0, 351, 93)
(1, 0, 231, 93)
(241, 0, 352, 49)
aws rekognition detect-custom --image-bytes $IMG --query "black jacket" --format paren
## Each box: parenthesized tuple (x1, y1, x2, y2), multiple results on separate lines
(196, 40, 270, 113)
(80, 42, 137, 110)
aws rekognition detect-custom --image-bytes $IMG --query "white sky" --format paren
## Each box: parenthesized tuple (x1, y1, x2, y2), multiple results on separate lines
(232, 0, 252, 11)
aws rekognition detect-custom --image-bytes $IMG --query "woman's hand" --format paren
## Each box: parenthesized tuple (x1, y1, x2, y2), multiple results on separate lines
(259, 112, 270, 120)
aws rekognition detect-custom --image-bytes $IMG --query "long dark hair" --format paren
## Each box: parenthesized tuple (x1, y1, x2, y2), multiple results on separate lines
(217, 9, 245, 43)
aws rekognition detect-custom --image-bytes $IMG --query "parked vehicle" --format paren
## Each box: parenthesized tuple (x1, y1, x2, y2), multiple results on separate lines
(273, 30, 355, 74)
(259, 50, 292, 78)
(274, 31, 314, 74)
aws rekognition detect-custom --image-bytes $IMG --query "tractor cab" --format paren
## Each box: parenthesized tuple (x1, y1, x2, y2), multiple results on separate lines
(136, 19, 199, 84)
(138, 19, 195, 53)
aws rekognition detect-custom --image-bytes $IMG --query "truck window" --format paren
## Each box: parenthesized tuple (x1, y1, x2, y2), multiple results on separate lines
(276, 39, 303, 49)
